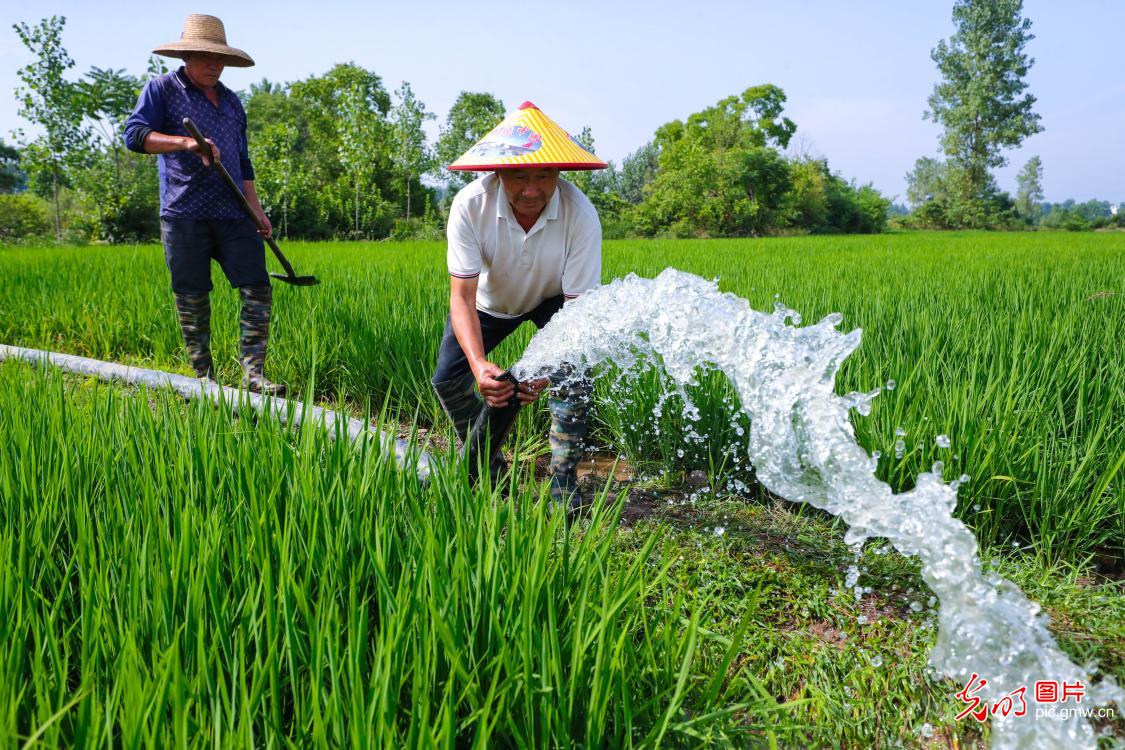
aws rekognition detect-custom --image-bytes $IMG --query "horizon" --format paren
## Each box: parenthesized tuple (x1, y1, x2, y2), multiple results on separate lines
(1, 0, 1122, 205)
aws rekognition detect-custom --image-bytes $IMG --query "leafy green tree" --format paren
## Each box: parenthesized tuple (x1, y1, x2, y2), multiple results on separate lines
(288, 64, 395, 237)
(0, 140, 24, 193)
(905, 157, 950, 207)
(338, 82, 386, 235)
(925, 0, 1041, 202)
(636, 86, 796, 237)
(12, 16, 90, 239)
(0, 193, 50, 240)
(618, 142, 659, 204)
(434, 92, 505, 189)
(390, 82, 434, 220)
(1014, 155, 1043, 221)
(72, 66, 150, 241)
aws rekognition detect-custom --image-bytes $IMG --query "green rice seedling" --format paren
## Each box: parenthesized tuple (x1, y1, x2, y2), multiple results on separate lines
(0, 362, 797, 747)
(1, 231, 1122, 564)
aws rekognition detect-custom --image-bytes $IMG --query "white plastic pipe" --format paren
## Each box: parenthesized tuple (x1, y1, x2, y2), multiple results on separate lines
(0, 344, 431, 481)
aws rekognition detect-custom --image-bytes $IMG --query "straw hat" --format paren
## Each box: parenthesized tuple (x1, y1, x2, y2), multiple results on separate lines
(448, 101, 607, 171)
(153, 14, 255, 68)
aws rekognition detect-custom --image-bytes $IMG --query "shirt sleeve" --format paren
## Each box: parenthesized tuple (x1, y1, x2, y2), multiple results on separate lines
(446, 201, 481, 278)
(562, 205, 602, 299)
(123, 79, 163, 154)
(238, 102, 255, 181)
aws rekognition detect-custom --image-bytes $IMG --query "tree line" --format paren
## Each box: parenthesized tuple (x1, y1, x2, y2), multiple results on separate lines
(1, 16, 894, 244)
(4, 5, 1119, 244)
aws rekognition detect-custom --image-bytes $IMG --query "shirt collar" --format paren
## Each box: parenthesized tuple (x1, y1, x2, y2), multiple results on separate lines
(173, 66, 229, 97)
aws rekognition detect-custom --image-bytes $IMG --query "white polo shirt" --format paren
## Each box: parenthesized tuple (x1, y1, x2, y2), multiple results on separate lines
(446, 172, 602, 319)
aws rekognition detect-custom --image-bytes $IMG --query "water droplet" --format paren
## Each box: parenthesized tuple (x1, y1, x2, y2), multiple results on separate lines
(714, 526, 725, 536)
(936, 434, 951, 449)
(885, 379, 896, 391)
(910, 601, 923, 612)
(870, 654, 883, 667)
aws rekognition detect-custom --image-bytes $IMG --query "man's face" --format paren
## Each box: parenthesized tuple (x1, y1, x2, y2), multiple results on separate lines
(183, 53, 226, 87)
(497, 168, 560, 218)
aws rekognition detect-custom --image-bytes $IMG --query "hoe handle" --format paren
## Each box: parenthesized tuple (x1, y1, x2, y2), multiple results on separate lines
(182, 117, 299, 279)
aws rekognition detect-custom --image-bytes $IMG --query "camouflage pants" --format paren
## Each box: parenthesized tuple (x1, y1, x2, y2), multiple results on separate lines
(173, 292, 214, 378)
(239, 285, 284, 395)
(431, 367, 591, 497)
(547, 367, 592, 489)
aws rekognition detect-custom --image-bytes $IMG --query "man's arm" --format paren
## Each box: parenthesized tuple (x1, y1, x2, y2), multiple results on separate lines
(448, 277, 545, 406)
(123, 79, 219, 165)
(141, 132, 221, 165)
(449, 275, 515, 407)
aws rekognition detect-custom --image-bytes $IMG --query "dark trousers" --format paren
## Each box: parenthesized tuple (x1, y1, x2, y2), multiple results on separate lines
(431, 295, 565, 384)
(161, 217, 269, 294)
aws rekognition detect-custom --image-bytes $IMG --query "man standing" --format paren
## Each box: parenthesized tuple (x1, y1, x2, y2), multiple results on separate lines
(124, 14, 284, 395)
(433, 102, 605, 510)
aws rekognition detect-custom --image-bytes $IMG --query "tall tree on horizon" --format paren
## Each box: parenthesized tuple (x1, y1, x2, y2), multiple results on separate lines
(12, 16, 89, 239)
(925, 0, 1042, 203)
(1015, 155, 1043, 220)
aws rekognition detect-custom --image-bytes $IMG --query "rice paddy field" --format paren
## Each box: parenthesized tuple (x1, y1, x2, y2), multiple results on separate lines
(1, 231, 1122, 747)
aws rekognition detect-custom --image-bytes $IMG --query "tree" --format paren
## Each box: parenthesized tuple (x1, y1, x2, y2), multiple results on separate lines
(925, 0, 1042, 202)
(636, 86, 796, 237)
(12, 16, 90, 239)
(1014, 155, 1043, 220)
(73, 66, 148, 241)
(337, 81, 385, 235)
(434, 92, 505, 190)
(618, 142, 659, 204)
(0, 140, 24, 193)
(905, 156, 950, 207)
(288, 63, 396, 237)
(390, 82, 434, 220)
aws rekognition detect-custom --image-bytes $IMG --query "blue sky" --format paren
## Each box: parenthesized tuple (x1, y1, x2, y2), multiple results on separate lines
(1, 0, 1121, 203)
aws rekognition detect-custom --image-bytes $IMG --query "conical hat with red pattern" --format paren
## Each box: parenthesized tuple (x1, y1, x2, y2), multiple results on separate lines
(448, 101, 606, 171)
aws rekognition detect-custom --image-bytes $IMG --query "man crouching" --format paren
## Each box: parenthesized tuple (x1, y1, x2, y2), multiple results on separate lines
(432, 101, 606, 511)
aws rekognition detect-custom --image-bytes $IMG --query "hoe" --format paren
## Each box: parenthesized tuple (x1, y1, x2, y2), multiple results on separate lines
(183, 117, 319, 286)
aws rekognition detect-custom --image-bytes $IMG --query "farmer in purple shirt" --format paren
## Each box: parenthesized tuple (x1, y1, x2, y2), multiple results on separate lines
(124, 14, 283, 395)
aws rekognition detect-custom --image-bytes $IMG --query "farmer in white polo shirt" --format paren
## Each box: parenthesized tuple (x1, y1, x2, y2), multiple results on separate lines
(432, 101, 606, 509)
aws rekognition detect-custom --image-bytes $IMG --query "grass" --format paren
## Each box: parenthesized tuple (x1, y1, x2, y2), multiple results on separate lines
(0, 231, 1120, 564)
(0, 364, 1120, 747)
(0, 231, 1123, 745)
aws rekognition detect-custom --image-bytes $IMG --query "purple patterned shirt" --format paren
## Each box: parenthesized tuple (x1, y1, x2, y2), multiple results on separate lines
(124, 67, 255, 219)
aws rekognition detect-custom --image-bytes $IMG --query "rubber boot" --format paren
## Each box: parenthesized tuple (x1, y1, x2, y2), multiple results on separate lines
(173, 292, 214, 379)
(548, 368, 593, 514)
(238, 285, 286, 396)
(433, 373, 507, 482)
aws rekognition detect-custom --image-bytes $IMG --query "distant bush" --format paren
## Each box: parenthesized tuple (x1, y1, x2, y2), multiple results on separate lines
(0, 193, 51, 242)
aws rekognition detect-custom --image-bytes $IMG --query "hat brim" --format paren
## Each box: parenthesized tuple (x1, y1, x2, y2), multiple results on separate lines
(448, 161, 607, 172)
(153, 41, 255, 67)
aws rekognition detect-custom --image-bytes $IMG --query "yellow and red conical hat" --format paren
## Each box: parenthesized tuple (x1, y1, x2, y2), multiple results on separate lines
(448, 101, 607, 171)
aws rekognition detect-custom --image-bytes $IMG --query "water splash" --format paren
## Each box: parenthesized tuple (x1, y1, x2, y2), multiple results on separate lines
(512, 269, 1121, 749)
